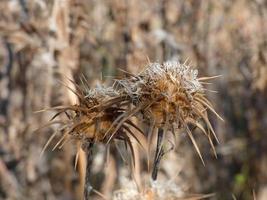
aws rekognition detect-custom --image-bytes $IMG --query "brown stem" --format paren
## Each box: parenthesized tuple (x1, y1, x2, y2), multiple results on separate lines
(152, 128, 164, 181)
(83, 141, 94, 200)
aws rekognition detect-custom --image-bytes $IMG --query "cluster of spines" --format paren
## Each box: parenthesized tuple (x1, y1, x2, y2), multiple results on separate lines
(41, 60, 222, 167)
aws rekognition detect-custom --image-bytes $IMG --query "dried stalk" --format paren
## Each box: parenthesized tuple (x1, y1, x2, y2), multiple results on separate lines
(151, 128, 164, 181)
(83, 141, 94, 200)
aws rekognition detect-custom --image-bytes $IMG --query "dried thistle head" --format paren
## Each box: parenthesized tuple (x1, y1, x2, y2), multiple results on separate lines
(40, 60, 222, 198)
(117, 61, 223, 163)
(41, 60, 221, 168)
(41, 84, 147, 164)
(113, 176, 214, 200)
(66, 86, 122, 142)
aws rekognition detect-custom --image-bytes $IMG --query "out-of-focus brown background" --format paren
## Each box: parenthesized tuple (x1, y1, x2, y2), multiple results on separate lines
(0, 0, 266, 199)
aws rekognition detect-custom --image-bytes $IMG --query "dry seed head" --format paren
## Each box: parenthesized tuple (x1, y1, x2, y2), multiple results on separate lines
(113, 177, 213, 200)
(41, 82, 146, 165)
(63, 86, 122, 142)
(118, 61, 206, 128)
(42, 60, 220, 165)
(117, 61, 222, 162)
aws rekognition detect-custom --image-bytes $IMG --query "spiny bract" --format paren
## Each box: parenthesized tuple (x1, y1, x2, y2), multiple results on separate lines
(42, 60, 221, 165)
(116, 61, 222, 163)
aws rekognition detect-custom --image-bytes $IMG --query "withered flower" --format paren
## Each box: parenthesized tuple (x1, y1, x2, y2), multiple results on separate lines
(40, 60, 221, 196)
(42, 84, 146, 161)
(116, 61, 222, 179)
(40, 83, 146, 199)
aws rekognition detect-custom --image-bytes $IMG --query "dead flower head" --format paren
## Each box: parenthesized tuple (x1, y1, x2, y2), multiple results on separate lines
(41, 84, 147, 164)
(41, 60, 221, 166)
(116, 61, 223, 163)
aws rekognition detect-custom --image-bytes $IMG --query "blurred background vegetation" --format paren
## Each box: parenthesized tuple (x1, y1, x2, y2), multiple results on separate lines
(0, 0, 266, 199)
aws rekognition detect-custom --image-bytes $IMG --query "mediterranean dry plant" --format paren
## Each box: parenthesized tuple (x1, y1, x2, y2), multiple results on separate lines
(40, 83, 147, 199)
(116, 61, 223, 180)
(40, 60, 221, 199)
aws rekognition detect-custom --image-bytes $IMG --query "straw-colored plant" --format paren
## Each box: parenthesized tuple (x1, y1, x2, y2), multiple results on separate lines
(41, 60, 221, 199)
(40, 83, 147, 199)
(116, 61, 223, 179)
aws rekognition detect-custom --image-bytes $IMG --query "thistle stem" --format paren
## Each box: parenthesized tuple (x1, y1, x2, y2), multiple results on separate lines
(152, 128, 164, 181)
(84, 141, 94, 200)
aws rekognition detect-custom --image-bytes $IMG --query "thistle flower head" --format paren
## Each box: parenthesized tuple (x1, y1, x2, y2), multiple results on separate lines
(58, 86, 122, 142)
(141, 61, 204, 126)
(40, 82, 147, 167)
(41, 60, 221, 166)
(117, 61, 222, 163)
(113, 176, 213, 200)
(118, 61, 204, 127)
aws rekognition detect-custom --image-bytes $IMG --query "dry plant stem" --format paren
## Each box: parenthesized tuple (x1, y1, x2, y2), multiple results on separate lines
(152, 128, 164, 181)
(84, 142, 94, 200)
